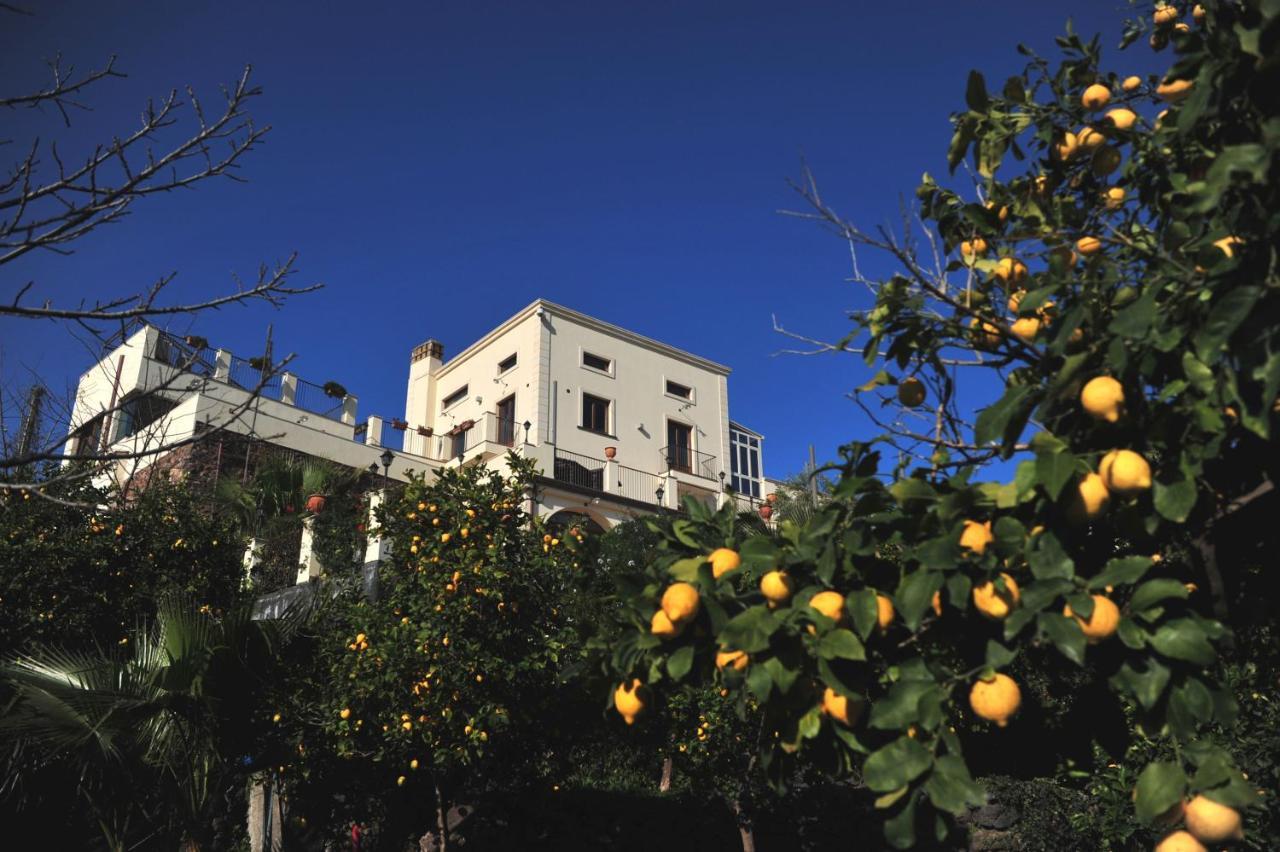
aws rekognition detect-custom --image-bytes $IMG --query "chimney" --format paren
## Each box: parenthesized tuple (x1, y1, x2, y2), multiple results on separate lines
(404, 339, 444, 438)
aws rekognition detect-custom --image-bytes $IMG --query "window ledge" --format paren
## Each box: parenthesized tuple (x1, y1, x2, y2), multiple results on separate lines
(577, 426, 618, 440)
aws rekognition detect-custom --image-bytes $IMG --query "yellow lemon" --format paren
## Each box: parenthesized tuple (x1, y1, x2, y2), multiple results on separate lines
(809, 591, 845, 624)
(969, 673, 1021, 727)
(1102, 186, 1126, 210)
(709, 547, 741, 578)
(1068, 473, 1111, 524)
(1054, 131, 1079, 161)
(661, 583, 700, 624)
(1213, 235, 1242, 258)
(897, 377, 927, 407)
(1077, 125, 1107, 151)
(1081, 376, 1125, 422)
(613, 679, 646, 724)
(1076, 235, 1103, 256)
(1153, 5, 1179, 25)
(716, 649, 749, 672)
(1157, 78, 1194, 102)
(1092, 145, 1123, 177)
(1154, 831, 1206, 852)
(931, 590, 944, 617)
(1184, 795, 1244, 843)
(339, 708, 351, 719)
(959, 520, 994, 555)
(1064, 595, 1121, 643)
(967, 317, 1003, 350)
(960, 238, 988, 260)
(1193, 4, 1205, 23)
(1121, 75, 1142, 92)
(1105, 108, 1138, 131)
(985, 200, 1009, 224)
(1099, 449, 1152, 496)
(876, 594, 895, 631)
(973, 573, 1020, 620)
(1081, 83, 1111, 110)
(651, 609, 683, 639)
(1011, 317, 1042, 343)
(760, 570, 795, 603)
(822, 687, 865, 727)
(992, 257, 1028, 285)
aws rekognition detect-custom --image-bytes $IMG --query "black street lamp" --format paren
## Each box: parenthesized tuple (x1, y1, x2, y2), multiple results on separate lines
(523, 420, 532, 443)
(379, 448, 394, 480)
(655, 484, 665, 507)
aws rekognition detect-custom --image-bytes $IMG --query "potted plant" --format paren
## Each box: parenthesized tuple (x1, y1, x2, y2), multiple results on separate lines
(391, 418, 409, 431)
(604, 446, 617, 459)
(416, 425, 433, 437)
(183, 335, 208, 350)
(758, 504, 773, 521)
(302, 463, 333, 514)
(322, 380, 348, 399)
(766, 492, 778, 505)
(248, 356, 269, 371)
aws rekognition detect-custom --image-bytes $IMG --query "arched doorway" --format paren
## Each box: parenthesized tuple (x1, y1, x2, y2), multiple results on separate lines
(544, 509, 607, 536)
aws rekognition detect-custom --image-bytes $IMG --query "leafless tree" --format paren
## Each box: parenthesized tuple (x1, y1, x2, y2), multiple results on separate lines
(1, 11, 320, 495)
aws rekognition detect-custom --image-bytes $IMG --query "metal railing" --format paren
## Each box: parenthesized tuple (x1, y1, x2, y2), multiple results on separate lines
(552, 448, 605, 491)
(293, 378, 346, 422)
(616, 464, 663, 504)
(227, 354, 282, 400)
(151, 331, 216, 377)
(660, 445, 717, 480)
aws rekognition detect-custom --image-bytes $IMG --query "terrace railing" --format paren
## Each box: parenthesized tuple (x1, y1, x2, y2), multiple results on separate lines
(660, 445, 717, 480)
(552, 448, 605, 492)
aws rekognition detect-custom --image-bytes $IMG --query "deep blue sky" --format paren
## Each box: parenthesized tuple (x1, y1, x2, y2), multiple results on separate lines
(2, 1, 1155, 479)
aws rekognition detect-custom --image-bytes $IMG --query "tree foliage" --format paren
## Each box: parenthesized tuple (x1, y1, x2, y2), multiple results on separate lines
(603, 2, 1278, 847)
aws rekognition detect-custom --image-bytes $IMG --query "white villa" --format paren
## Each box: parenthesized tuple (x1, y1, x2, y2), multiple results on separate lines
(65, 299, 780, 578)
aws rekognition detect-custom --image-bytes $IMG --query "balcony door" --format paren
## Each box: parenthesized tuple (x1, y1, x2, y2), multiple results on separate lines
(496, 395, 516, 446)
(667, 420, 692, 473)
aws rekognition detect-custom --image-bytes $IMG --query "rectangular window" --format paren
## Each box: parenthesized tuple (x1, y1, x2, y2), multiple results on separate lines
(666, 421, 693, 473)
(441, 384, 468, 410)
(451, 427, 470, 458)
(498, 353, 517, 374)
(729, 425, 762, 497)
(496, 395, 516, 446)
(582, 393, 610, 434)
(665, 379, 692, 400)
(582, 351, 612, 373)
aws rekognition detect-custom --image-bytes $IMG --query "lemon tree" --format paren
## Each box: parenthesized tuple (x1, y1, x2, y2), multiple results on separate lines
(603, 2, 1276, 847)
(275, 456, 581, 846)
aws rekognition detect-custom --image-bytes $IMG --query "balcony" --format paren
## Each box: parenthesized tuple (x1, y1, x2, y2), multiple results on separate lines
(660, 445, 717, 480)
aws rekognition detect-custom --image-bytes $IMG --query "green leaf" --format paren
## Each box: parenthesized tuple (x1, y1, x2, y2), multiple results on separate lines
(1133, 762, 1187, 824)
(1036, 451, 1076, 500)
(1154, 476, 1197, 523)
(1182, 351, 1215, 394)
(1150, 619, 1217, 666)
(890, 477, 937, 507)
(863, 736, 934, 793)
(848, 587, 881, 641)
(991, 517, 1025, 557)
(896, 570, 943, 632)
(1196, 286, 1263, 362)
(1129, 579, 1189, 613)
(818, 629, 866, 661)
(925, 755, 987, 815)
(667, 556, 705, 581)
(670, 520, 703, 550)
(1028, 532, 1074, 580)
(1109, 286, 1157, 339)
(738, 535, 779, 568)
(717, 606, 779, 654)
(974, 386, 1036, 449)
(1088, 557, 1152, 591)
(883, 789, 918, 850)
(965, 70, 989, 112)
(1112, 659, 1171, 709)
(875, 786, 911, 810)
(666, 645, 694, 680)
(869, 681, 937, 730)
(1039, 612, 1086, 666)
(746, 662, 772, 701)
(984, 640, 1016, 669)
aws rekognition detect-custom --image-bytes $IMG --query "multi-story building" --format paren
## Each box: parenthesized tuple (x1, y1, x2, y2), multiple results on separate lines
(64, 299, 775, 537)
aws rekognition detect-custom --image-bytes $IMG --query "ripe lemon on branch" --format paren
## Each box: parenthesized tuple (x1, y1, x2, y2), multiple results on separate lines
(969, 673, 1021, 727)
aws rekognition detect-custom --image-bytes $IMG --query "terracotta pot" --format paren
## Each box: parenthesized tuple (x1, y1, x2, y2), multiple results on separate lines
(766, 492, 778, 505)
(604, 446, 617, 459)
(305, 494, 326, 514)
(758, 504, 773, 521)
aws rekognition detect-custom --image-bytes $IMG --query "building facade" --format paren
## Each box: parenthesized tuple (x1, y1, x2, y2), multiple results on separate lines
(65, 300, 772, 537)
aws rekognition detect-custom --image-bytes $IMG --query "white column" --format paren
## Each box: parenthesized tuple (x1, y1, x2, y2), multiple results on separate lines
(660, 471, 679, 509)
(279, 373, 297, 406)
(341, 394, 358, 426)
(363, 489, 391, 565)
(603, 458, 619, 494)
(366, 416, 384, 448)
(296, 516, 323, 585)
(214, 349, 232, 381)
(241, 537, 260, 589)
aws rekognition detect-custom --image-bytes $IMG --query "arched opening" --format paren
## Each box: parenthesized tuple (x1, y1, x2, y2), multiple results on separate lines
(544, 509, 607, 536)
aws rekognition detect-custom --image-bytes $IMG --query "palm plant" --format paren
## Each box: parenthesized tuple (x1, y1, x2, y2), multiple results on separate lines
(0, 597, 312, 850)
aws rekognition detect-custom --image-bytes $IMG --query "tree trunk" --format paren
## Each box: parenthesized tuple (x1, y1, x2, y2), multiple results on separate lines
(731, 797, 756, 852)
(435, 779, 449, 852)
(659, 756, 673, 792)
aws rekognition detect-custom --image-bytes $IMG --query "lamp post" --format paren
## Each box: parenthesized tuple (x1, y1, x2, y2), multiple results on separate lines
(718, 470, 726, 491)
(379, 448, 393, 481)
(655, 484, 664, 509)
(523, 420, 532, 444)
